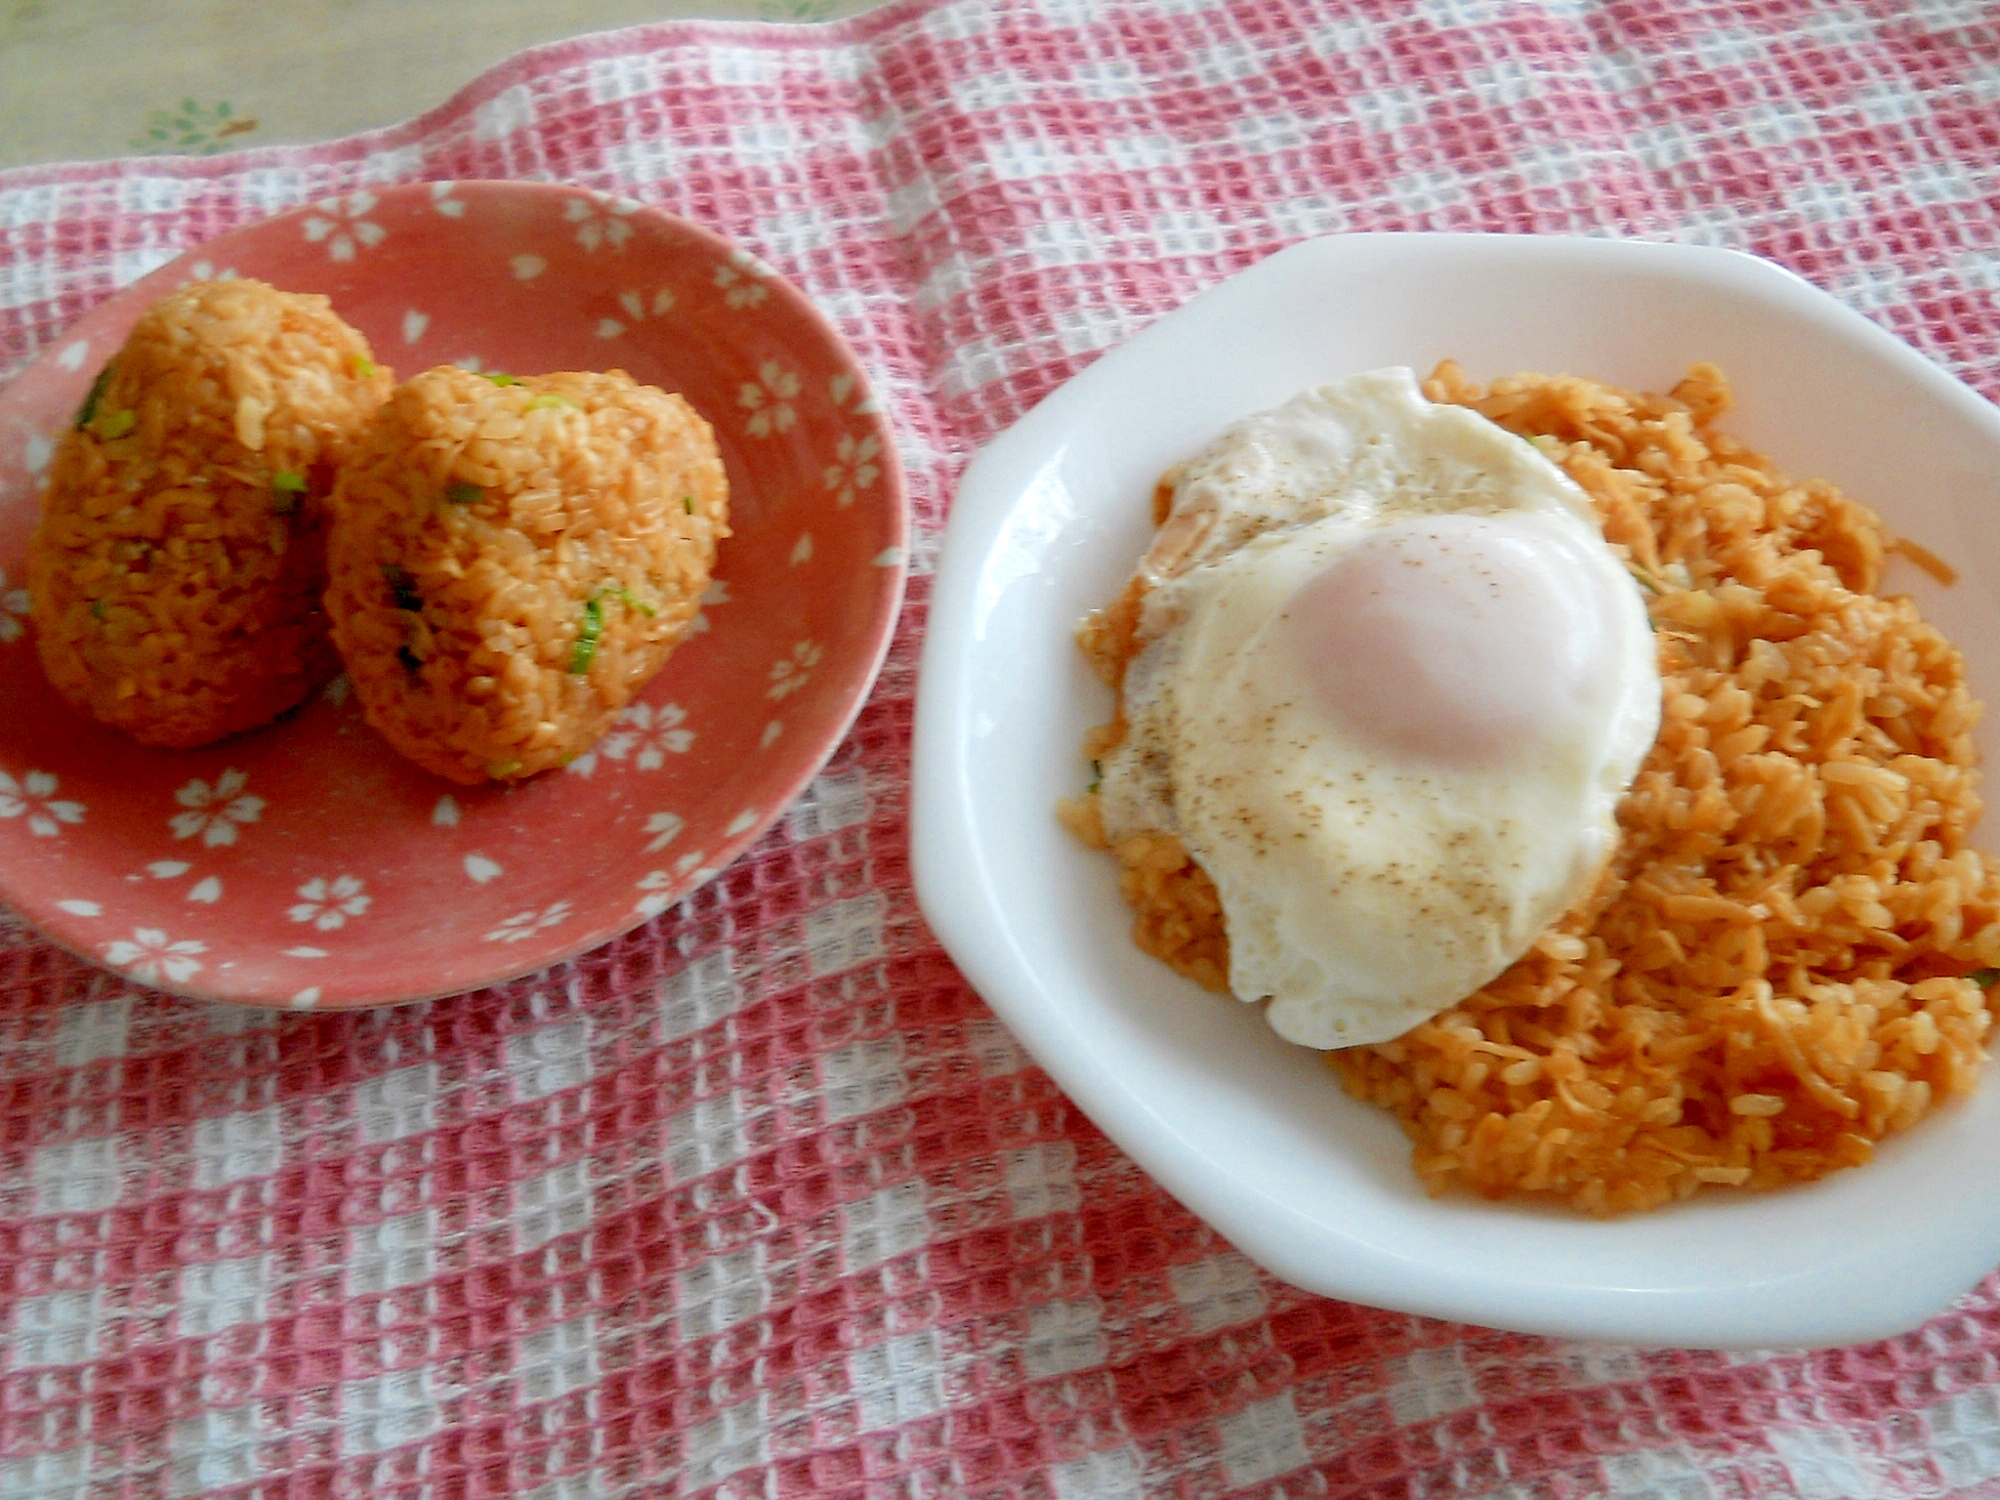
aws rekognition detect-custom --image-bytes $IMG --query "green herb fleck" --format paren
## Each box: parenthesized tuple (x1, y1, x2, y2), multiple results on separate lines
(383, 566, 423, 612)
(90, 599, 106, 622)
(271, 470, 307, 513)
(487, 759, 524, 777)
(570, 596, 604, 675)
(396, 645, 423, 674)
(682, 495, 695, 515)
(1088, 759, 1102, 795)
(525, 393, 574, 412)
(612, 586, 657, 618)
(446, 481, 483, 505)
(1970, 969, 1999, 990)
(352, 354, 378, 378)
(94, 407, 137, 440)
(483, 372, 519, 387)
(75, 365, 114, 431)
(129, 99, 253, 155)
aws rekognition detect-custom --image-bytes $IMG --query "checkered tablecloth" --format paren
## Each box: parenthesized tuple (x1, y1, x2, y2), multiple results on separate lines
(6, 2, 2000, 1496)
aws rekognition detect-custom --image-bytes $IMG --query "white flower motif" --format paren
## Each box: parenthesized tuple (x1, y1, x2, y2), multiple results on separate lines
(634, 869, 679, 919)
(823, 432, 882, 510)
(564, 194, 637, 252)
(301, 192, 386, 262)
(289, 875, 371, 932)
(0, 769, 85, 837)
(103, 928, 206, 986)
(179, 259, 239, 286)
(643, 812, 684, 853)
(827, 370, 881, 416)
(596, 286, 676, 340)
(170, 769, 264, 847)
(0, 566, 31, 643)
(738, 361, 801, 439)
(714, 249, 772, 309)
(766, 640, 824, 701)
(622, 286, 676, 319)
(565, 703, 692, 776)
(483, 901, 574, 944)
(605, 702, 694, 769)
(688, 577, 731, 637)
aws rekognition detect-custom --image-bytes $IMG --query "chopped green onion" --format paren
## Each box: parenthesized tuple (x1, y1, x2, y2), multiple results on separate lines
(396, 645, 423, 674)
(525, 393, 574, 411)
(1087, 759, 1102, 795)
(75, 365, 114, 431)
(682, 495, 695, 515)
(95, 408, 136, 440)
(446, 481, 483, 505)
(487, 759, 523, 777)
(352, 354, 379, 378)
(1970, 969, 1999, 990)
(272, 471, 308, 513)
(612, 586, 656, 618)
(1628, 564, 1663, 595)
(90, 599, 106, 622)
(483, 372, 519, 387)
(569, 596, 604, 675)
(383, 566, 423, 612)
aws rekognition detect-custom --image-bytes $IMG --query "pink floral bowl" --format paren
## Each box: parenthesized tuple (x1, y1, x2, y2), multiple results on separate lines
(0, 181, 906, 1008)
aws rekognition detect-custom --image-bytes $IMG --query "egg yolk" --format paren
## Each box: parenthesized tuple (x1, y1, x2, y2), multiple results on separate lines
(1282, 513, 1608, 766)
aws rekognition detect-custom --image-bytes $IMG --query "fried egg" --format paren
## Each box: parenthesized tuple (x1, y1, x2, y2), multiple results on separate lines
(1097, 368, 1661, 1048)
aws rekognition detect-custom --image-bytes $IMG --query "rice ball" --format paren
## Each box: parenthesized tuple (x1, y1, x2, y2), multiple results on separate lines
(324, 365, 730, 785)
(28, 278, 393, 747)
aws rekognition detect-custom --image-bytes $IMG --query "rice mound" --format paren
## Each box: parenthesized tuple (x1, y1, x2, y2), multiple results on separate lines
(1065, 362, 2000, 1215)
(324, 365, 729, 785)
(28, 278, 391, 747)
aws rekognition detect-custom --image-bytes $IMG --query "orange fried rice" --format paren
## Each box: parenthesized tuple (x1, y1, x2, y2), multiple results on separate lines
(28, 278, 391, 747)
(324, 365, 729, 786)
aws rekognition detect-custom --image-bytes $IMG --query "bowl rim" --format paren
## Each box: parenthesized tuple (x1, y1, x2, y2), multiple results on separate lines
(911, 230, 2000, 1348)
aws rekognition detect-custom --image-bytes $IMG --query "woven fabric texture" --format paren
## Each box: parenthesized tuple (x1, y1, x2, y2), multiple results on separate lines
(6, 1, 2000, 1497)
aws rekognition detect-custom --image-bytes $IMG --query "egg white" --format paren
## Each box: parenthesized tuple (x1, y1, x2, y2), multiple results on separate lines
(1096, 368, 1661, 1048)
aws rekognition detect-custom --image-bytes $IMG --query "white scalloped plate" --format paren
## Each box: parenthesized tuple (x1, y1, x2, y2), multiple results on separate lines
(912, 232, 2000, 1349)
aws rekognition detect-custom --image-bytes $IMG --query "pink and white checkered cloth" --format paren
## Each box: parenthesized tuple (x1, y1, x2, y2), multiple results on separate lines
(6, 1, 2000, 1495)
